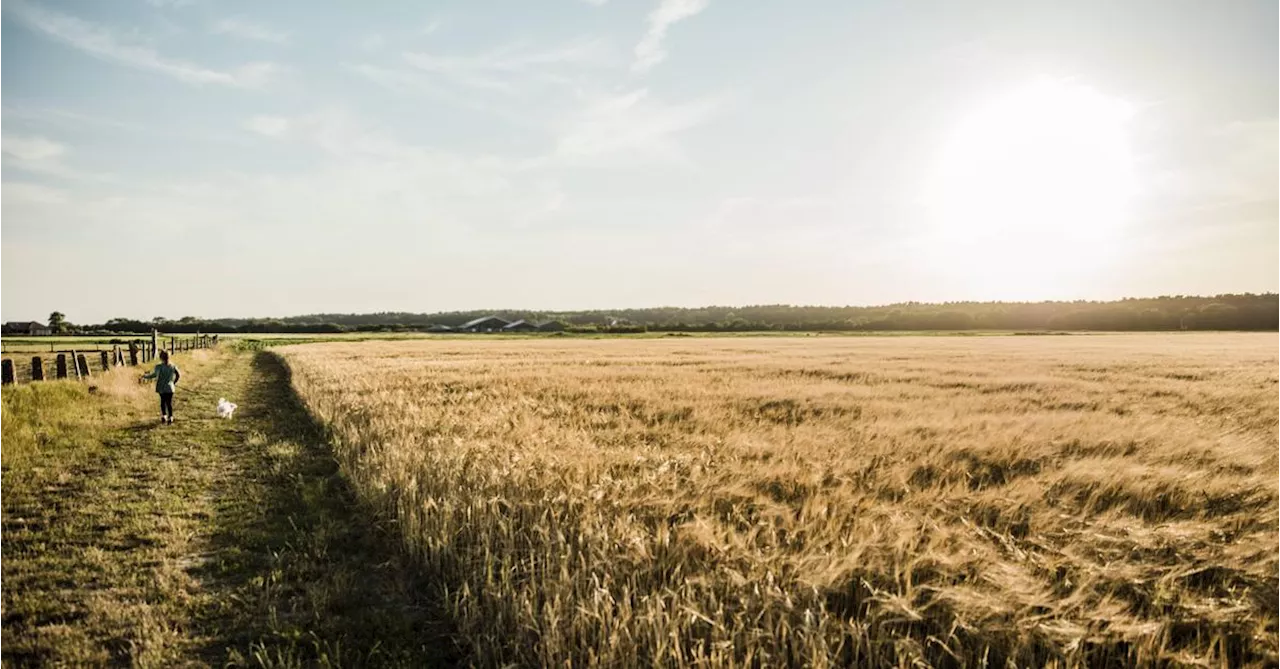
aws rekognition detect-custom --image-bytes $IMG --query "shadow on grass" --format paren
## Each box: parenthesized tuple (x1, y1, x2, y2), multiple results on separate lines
(195, 352, 458, 668)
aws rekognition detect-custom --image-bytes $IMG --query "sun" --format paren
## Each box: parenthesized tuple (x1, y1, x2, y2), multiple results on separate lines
(926, 78, 1137, 299)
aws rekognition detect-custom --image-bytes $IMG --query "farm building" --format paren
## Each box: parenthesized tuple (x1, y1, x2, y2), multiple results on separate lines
(426, 324, 454, 332)
(502, 320, 538, 332)
(460, 316, 510, 332)
(537, 321, 566, 332)
(3, 321, 52, 336)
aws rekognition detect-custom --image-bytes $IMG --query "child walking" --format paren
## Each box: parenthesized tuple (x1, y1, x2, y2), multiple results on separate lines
(143, 350, 181, 424)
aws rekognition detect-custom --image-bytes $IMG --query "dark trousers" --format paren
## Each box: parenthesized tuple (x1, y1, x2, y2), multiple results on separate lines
(159, 393, 174, 418)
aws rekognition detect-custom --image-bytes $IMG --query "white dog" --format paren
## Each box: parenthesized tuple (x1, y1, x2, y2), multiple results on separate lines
(216, 397, 238, 419)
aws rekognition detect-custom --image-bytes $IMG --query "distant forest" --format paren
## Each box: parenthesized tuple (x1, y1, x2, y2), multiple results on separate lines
(70, 294, 1278, 334)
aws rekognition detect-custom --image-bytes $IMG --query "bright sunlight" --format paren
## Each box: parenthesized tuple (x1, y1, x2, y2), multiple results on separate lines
(927, 78, 1137, 298)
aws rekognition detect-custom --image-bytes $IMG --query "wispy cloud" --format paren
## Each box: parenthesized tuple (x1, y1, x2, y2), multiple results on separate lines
(358, 33, 386, 51)
(6, 2, 281, 87)
(555, 88, 723, 163)
(1141, 118, 1279, 218)
(704, 196, 838, 231)
(243, 116, 291, 137)
(2, 133, 81, 181)
(2, 134, 115, 182)
(3, 135, 67, 162)
(221, 109, 567, 232)
(3, 182, 71, 206)
(211, 17, 290, 45)
(633, 0, 709, 73)
(346, 64, 541, 128)
(403, 38, 614, 93)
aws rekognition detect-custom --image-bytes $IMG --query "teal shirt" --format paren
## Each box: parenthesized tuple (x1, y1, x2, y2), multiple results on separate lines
(145, 363, 181, 393)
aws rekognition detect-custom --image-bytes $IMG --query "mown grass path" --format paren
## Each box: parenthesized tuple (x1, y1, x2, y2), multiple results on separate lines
(2, 350, 455, 668)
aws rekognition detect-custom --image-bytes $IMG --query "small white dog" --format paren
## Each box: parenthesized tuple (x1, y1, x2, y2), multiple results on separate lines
(216, 397, 238, 419)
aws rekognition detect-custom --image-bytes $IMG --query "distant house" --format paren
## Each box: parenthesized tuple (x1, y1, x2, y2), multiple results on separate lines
(3, 321, 51, 336)
(426, 324, 454, 332)
(459, 316, 510, 332)
(537, 321, 566, 332)
(502, 320, 538, 332)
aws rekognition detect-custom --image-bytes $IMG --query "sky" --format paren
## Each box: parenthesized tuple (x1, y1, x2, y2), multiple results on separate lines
(2, 0, 1276, 323)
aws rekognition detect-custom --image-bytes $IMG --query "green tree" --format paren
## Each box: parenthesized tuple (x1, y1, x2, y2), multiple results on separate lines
(48, 311, 67, 333)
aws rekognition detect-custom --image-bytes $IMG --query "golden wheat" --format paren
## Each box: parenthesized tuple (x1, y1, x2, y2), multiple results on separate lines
(277, 333, 1278, 668)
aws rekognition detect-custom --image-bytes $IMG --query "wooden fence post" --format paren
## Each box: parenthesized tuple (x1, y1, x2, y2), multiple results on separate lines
(152, 329, 159, 360)
(56, 354, 68, 379)
(100, 351, 110, 371)
(129, 343, 139, 366)
(2, 359, 14, 385)
(169, 338, 175, 355)
(32, 357, 44, 381)
(69, 350, 82, 380)
(76, 354, 91, 378)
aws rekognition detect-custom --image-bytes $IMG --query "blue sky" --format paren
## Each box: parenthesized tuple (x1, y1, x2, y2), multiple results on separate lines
(3, 0, 1276, 323)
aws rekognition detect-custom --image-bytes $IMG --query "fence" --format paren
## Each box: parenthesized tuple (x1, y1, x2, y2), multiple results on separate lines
(0, 334, 218, 386)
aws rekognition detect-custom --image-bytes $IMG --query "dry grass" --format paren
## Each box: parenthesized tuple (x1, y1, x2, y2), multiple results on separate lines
(277, 333, 1279, 668)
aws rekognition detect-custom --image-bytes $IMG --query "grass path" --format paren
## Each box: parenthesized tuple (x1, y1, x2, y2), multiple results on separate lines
(2, 349, 455, 667)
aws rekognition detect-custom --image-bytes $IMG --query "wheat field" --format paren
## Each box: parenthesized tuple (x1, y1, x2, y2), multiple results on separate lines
(277, 333, 1278, 668)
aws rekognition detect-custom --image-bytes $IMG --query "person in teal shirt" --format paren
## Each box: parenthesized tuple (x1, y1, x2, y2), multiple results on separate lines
(142, 350, 181, 424)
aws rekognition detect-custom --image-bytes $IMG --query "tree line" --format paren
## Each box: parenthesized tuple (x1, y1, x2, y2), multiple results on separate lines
(46, 294, 1279, 334)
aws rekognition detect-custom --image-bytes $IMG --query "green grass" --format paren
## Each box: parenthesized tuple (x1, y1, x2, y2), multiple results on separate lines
(1, 349, 456, 667)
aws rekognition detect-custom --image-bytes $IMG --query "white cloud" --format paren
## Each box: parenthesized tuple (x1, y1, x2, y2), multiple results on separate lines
(7, 2, 281, 87)
(704, 196, 839, 233)
(2, 134, 76, 179)
(358, 33, 386, 51)
(211, 17, 290, 45)
(3, 135, 67, 162)
(403, 38, 614, 93)
(0, 134, 117, 183)
(346, 64, 541, 128)
(244, 116, 291, 137)
(242, 110, 521, 186)
(555, 88, 723, 163)
(1139, 118, 1279, 222)
(422, 19, 442, 35)
(633, 0, 709, 73)
(3, 182, 70, 206)
(1213, 119, 1278, 199)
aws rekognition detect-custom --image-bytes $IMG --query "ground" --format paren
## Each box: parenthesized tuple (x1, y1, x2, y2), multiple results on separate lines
(4, 335, 1276, 668)
(1, 348, 456, 668)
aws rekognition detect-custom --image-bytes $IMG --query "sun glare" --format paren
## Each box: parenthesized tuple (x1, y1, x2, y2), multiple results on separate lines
(927, 78, 1137, 298)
